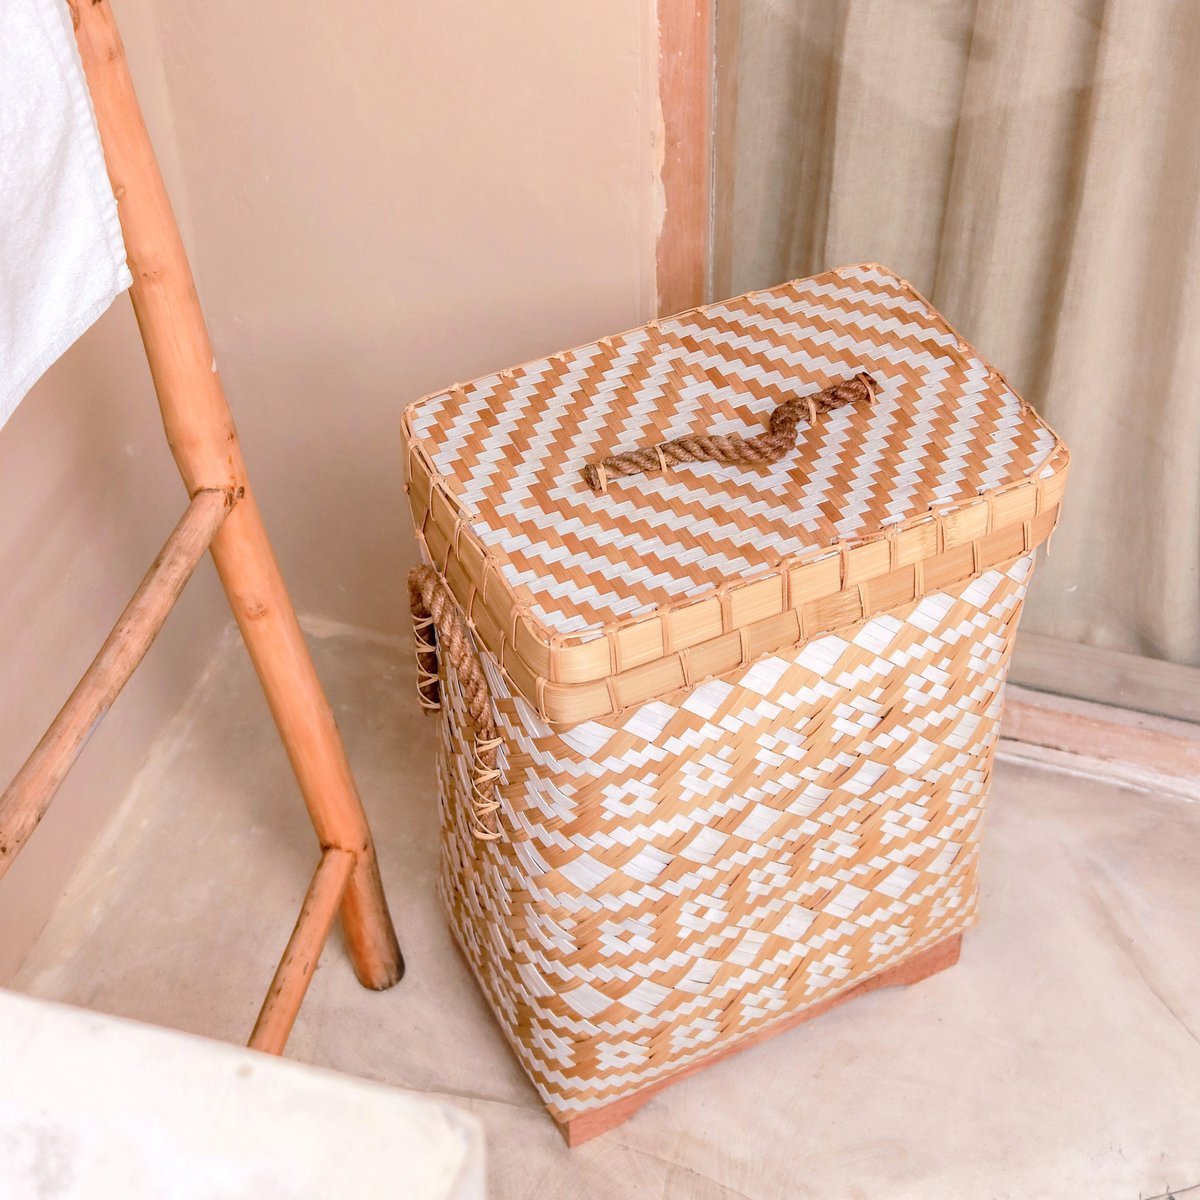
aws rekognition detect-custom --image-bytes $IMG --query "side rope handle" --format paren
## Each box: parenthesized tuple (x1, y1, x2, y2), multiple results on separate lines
(408, 565, 502, 841)
(582, 371, 879, 494)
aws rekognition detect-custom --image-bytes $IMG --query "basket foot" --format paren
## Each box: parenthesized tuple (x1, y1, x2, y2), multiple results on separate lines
(554, 932, 962, 1147)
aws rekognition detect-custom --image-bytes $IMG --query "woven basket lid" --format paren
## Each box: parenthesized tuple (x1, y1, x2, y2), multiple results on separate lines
(403, 263, 1069, 724)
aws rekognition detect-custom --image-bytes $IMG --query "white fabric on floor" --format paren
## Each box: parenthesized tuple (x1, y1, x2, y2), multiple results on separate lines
(0, 988, 486, 1199)
(0, 0, 131, 427)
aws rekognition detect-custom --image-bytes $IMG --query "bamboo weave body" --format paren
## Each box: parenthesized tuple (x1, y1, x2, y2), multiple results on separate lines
(402, 264, 1069, 1128)
(435, 554, 1032, 1118)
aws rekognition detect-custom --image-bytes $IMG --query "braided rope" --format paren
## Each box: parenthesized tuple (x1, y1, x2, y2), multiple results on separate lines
(582, 371, 878, 493)
(408, 565, 501, 841)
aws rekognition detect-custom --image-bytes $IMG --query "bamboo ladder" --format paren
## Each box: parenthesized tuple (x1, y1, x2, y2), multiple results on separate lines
(0, 0, 403, 1054)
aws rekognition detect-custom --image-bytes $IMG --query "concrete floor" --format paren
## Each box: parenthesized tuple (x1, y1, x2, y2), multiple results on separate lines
(14, 624, 1200, 1199)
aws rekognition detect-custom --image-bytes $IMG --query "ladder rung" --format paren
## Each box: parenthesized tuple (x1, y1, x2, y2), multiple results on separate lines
(0, 488, 235, 878)
(248, 846, 356, 1055)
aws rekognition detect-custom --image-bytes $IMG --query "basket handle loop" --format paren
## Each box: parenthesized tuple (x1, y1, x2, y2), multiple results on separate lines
(407, 565, 502, 841)
(582, 371, 878, 494)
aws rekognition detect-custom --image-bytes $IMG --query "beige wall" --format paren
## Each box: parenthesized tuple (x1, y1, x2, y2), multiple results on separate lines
(1, 1, 661, 976)
(150, 0, 661, 633)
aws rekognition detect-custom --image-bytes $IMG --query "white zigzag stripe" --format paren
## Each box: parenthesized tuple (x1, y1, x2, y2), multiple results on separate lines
(411, 269, 1054, 634)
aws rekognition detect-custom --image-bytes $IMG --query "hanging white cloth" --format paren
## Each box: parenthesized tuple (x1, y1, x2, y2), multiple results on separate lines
(0, 0, 131, 427)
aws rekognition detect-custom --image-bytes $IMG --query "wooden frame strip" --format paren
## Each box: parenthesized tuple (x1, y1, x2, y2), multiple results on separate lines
(249, 847, 356, 1055)
(1001, 684, 1200, 791)
(0, 488, 234, 878)
(656, 0, 714, 316)
(709, 0, 739, 300)
(1010, 632, 1200, 726)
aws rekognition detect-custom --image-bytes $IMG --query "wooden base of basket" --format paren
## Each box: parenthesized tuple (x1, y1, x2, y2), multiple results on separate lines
(555, 931, 963, 1148)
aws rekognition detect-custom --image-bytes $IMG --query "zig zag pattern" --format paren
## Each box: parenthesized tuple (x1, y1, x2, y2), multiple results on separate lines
(408, 265, 1059, 635)
(434, 554, 1033, 1118)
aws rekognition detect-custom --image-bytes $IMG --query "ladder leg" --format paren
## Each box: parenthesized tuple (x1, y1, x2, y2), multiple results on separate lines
(0, 489, 233, 879)
(210, 489, 404, 990)
(250, 847, 357, 1054)
(70, 0, 403, 990)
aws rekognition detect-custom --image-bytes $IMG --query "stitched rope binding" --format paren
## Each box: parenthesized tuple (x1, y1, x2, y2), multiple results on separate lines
(582, 371, 879, 494)
(408, 565, 501, 841)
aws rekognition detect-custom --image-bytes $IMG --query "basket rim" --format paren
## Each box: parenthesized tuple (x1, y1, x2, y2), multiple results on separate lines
(402, 263, 1070, 723)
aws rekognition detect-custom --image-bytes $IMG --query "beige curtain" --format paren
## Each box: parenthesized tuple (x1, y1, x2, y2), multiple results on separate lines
(715, 0, 1200, 665)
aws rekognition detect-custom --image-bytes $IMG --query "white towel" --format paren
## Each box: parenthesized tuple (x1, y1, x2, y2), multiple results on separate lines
(0, 0, 132, 428)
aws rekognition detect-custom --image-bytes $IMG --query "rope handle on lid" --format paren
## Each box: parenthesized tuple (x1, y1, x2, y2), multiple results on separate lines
(582, 371, 879, 494)
(408, 565, 502, 841)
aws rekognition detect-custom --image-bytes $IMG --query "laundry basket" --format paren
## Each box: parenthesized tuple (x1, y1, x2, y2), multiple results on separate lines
(401, 263, 1069, 1144)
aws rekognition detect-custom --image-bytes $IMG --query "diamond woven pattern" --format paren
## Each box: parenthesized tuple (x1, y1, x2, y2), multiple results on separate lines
(408, 264, 1059, 635)
(435, 553, 1033, 1118)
